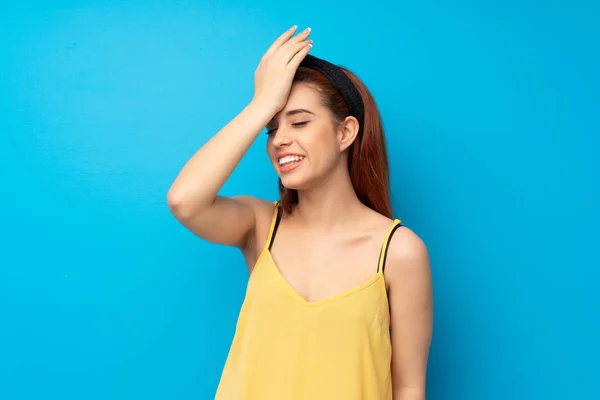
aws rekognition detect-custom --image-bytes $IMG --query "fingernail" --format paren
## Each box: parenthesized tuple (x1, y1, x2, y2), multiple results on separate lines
(306, 27, 311, 33)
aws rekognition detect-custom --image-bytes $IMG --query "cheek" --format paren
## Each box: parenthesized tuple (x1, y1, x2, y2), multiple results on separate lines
(306, 124, 335, 150)
(266, 139, 276, 161)
(305, 133, 339, 169)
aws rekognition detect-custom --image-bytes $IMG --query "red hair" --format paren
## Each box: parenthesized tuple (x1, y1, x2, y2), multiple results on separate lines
(278, 66, 393, 218)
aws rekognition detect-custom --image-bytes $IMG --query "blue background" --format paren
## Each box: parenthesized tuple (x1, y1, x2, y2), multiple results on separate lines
(1, 1, 598, 399)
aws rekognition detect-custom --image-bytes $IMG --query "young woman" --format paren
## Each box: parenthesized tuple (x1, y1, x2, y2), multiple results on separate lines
(167, 25, 433, 400)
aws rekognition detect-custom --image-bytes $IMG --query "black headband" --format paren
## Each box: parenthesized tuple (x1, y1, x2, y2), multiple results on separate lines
(299, 54, 365, 136)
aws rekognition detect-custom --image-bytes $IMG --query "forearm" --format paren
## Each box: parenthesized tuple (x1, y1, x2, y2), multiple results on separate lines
(167, 100, 272, 214)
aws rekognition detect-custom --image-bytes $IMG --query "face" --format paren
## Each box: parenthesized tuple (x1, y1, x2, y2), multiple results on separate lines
(265, 83, 354, 190)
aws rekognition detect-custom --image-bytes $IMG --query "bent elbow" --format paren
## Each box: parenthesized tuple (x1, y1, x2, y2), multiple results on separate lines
(166, 190, 190, 219)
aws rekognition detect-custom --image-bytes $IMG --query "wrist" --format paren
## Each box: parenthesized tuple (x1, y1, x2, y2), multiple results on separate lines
(247, 98, 279, 123)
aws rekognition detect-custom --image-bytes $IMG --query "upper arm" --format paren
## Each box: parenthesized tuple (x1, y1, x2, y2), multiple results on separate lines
(169, 194, 272, 251)
(385, 227, 433, 396)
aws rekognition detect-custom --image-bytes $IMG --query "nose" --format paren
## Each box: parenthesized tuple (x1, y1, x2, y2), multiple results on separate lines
(271, 129, 293, 148)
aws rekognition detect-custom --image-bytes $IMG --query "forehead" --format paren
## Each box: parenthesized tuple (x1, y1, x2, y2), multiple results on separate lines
(283, 82, 323, 111)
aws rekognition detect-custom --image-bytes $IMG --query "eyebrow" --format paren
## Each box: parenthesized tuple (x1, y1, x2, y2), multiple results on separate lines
(285, 108, 314, 116)
(268, 109, 314, 125)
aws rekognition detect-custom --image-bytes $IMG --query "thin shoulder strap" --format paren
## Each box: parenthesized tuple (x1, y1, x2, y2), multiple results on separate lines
(377, 219, 402, 273)
(266, 201, 282, 251)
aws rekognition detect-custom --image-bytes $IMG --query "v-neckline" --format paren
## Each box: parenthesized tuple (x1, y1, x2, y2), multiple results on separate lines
(264, 249, 383, 307)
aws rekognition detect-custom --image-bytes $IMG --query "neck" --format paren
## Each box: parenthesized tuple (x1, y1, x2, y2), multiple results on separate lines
(292, 162, 364, 231)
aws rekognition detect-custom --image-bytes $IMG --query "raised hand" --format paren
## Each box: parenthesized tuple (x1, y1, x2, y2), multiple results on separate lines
(252, 26, 313, 115)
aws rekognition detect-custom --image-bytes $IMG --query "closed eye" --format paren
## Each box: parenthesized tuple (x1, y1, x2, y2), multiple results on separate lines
(265, 121, 310, 135)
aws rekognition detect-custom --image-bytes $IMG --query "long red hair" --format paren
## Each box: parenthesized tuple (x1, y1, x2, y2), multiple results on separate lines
(278, 66, 393, 218)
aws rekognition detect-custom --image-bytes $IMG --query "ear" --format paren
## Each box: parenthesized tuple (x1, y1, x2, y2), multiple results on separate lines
(337, 116, 360, 152)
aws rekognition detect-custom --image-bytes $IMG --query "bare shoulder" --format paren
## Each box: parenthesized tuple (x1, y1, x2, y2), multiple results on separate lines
(232, 195, 278, 262)
(384, 226, 431, 285)
(385, 225, 433, 390)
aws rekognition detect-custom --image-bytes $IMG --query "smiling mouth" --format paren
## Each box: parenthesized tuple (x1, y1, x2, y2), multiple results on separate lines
(278, 155, 305, 172)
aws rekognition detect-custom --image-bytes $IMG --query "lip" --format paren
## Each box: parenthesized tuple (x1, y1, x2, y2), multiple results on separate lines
(276, 152, 305, 174)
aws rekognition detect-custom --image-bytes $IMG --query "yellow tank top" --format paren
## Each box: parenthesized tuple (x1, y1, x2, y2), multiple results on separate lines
(215, 202, 402, 399)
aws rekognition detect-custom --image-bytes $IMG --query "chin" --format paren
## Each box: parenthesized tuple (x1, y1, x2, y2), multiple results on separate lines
(280, 175, 310, 191)
(277, 167, 316, 191)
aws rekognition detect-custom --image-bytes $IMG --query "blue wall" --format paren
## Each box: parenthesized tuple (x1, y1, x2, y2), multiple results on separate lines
(1, 1, 598, 399)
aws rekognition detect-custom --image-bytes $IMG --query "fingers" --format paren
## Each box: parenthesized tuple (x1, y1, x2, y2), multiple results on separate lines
(264, 25, 298, 58)
(276, 27, 311, 64)
(288, 41, 312, 69)
(283, 39, 313, 65)
(286, 27, 311, 47)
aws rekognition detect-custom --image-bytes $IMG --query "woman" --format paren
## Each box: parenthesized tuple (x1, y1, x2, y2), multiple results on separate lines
(167, 25, 433, 400)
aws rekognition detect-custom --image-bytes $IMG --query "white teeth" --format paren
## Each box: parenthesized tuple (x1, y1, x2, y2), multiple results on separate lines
(278, 155, 304, 165)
